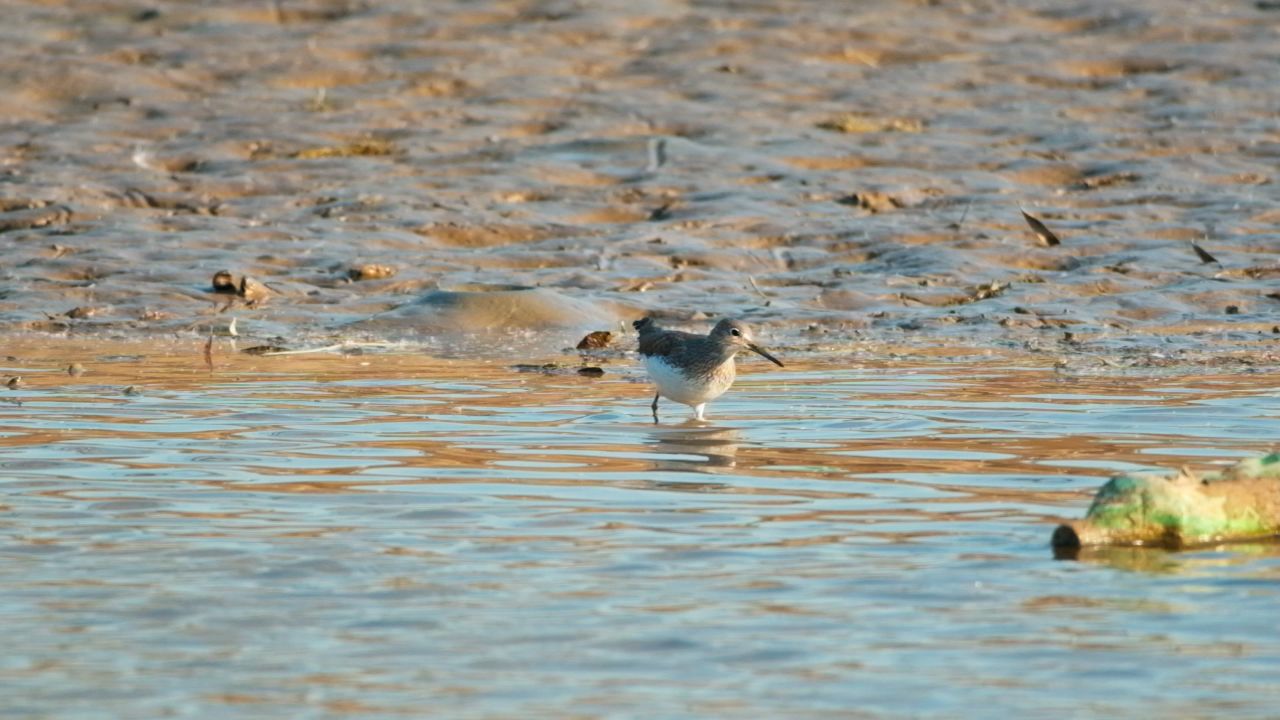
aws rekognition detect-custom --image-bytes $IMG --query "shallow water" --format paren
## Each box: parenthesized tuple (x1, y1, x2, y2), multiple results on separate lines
(2, 342, 1279, 717)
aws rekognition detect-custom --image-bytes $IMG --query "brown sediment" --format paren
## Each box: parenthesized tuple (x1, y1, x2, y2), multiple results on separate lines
(416, 223, 563, 249)
(291, 139, 398, 159)
(351, 287, 632, 342)
(571, 208, 651, 225)
(817, 114, 925, 134)
(783, 156, 879, 171)
(348, 264, 397, 281)
(1057, 57, 1177, 78)
(1003, 164, 1087, 188)
(0, 205, 73, 232)
(0, 1, 1273, 364)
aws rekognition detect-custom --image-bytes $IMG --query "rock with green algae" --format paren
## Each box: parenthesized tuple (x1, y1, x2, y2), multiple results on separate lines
(1053, 453, 1280, 549)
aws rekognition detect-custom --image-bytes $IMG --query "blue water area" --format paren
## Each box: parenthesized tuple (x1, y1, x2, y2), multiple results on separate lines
(1, 359, 1279, 718)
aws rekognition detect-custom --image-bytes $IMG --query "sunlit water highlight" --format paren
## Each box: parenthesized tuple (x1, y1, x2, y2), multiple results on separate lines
(2, 345, 1279, 718)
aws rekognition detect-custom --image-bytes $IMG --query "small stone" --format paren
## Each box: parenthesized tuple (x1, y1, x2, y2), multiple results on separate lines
(241, 345, 288, 355)
(577, 367, 605, 378)
(1225, 305, 1241, 315)
(576, 331, 614, 350)
(817, 114, 923, 134)
(122, 385, 140, 396)
(212, 270, 237, 294)
(836, 192, 903, 213)
(648, 202, 675, 221)
(238, 276, 272, 303)
(512, 363, 559, 374)
(67, 363, 85, 376)
(348, 263, 397, 281)
(293, 139, 397, 159)
(6, 376, 21, 389)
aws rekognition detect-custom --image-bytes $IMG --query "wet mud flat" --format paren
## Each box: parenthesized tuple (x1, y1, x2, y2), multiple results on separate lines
(0, 0, 1277, 363)
(2, 338, 1280, 716)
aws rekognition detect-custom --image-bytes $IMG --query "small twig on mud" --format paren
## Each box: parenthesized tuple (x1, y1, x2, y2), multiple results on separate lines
(748, 276, 772, 306)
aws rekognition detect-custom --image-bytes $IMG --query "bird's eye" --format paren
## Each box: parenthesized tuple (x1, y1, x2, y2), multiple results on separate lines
(730, 328, 741, 336)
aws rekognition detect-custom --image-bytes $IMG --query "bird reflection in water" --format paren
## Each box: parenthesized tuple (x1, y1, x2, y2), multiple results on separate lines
(642, 424, 742, 491)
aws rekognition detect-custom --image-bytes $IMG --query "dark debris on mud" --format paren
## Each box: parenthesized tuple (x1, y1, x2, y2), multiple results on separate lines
(0, 1, 1275, 367)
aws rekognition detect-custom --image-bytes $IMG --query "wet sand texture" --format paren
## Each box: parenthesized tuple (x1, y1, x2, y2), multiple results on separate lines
(354, 286, 626, 336)
(0, 1, 1277, 356)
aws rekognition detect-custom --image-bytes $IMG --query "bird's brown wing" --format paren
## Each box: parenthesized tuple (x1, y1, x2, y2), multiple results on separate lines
(637, 326, 695, 359)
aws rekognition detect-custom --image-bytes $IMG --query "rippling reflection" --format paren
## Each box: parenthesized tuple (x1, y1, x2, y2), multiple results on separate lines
(1, 341, 1279, 717)
(1062, 541, 1280, 573)
(645, 425, 742, 472)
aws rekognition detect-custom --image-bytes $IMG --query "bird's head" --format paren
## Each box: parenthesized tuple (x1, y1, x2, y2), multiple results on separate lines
(711, 319, 784, 367)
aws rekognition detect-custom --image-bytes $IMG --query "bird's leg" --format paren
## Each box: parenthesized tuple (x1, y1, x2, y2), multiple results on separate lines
(651, 393, 660, 424)
(693, 403, 706, 421)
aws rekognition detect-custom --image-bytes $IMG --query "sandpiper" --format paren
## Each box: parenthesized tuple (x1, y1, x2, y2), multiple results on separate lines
(634, 317, 784, 422)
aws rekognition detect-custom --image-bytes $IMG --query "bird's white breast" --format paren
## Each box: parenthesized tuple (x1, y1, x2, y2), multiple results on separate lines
(644, 355, 735, 406)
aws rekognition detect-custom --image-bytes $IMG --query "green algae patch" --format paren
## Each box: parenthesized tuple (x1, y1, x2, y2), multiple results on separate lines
(1053, 453, 1280, 549)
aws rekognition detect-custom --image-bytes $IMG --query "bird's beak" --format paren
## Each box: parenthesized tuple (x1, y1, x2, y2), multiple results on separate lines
(748, 343, 784, 367)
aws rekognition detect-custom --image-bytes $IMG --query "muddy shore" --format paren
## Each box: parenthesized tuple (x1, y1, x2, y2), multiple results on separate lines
(1, 0, 1277, 363)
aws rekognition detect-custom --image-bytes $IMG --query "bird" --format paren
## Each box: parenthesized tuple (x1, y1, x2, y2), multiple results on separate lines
(634, 316, 784, 422)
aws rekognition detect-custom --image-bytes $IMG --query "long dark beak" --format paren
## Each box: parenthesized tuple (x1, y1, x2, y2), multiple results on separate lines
(748, 343, 784, 367)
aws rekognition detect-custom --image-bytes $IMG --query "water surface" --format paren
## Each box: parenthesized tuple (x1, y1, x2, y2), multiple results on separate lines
(2, 342, 1278, 717)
